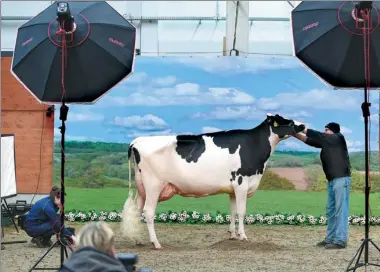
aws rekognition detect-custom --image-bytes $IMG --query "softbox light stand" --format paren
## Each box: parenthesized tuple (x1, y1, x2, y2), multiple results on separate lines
(29, 3, 74, 271)
(11, 1, 136, 268)
(345, 86, 380, 271)
(346, 5, 380, 271)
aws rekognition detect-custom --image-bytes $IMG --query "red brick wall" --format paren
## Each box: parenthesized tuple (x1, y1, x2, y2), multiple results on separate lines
(1, 56, 55, 194)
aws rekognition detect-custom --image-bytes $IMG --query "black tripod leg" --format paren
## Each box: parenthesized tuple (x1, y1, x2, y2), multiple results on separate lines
(346, 240, 365, 272)
(64, 246, 68, 258)
(369, 239, 380, 252)
(2, 200, 19, 233)
(28, 240, 59, 272)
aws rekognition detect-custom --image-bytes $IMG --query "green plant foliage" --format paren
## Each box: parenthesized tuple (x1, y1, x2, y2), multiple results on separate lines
(258, 170, 295, 191)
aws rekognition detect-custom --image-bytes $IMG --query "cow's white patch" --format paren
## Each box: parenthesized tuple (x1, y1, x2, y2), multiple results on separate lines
(268, 127, 281, 150)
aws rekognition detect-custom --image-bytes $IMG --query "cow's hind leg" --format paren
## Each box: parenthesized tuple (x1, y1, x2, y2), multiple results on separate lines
(142, 175, 164, 249)
(228, 194, 237, 239)
(233, 181, 249, 241)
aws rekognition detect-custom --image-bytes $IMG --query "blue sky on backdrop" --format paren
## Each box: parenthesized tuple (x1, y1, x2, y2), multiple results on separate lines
(54, 56, 380, 152)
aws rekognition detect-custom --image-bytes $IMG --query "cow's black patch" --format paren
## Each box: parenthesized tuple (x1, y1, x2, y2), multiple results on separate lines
(128, 144, 141, 172)
(175, 135, 206, 163)
(237, 176, 243, 185)
(174, 115, 303, 184)
(210, 124, 271, 179)
(127, 144, 134, 158)
(133, 147, 141, 165)
(230, 171, 237, 182)
(175, 123, 271, 177)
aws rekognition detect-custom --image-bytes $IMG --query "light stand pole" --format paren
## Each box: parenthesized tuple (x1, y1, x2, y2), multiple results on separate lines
(59, 102, 69, 267)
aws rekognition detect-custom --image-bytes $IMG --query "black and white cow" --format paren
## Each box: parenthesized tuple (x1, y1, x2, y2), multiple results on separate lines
(121, 113, 305, 249)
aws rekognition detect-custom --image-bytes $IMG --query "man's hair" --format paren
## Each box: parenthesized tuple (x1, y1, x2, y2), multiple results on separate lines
(50, 186, 61, 200)
(76, 222, 115, 255)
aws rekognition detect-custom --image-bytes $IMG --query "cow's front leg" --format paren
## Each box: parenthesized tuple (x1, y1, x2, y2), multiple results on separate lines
(228, 194, 237, 239)
(143, 181, 163, 249)
(234, 185, 249, 241)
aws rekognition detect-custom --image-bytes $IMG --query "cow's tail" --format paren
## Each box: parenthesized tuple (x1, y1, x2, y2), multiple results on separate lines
(121, 144, 143, 244)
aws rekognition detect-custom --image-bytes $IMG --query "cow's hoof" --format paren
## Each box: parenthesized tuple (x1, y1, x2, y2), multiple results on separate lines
(152, 242, 162, 249)
(229, 234, 237, 240)
(239, 235, 249, 241)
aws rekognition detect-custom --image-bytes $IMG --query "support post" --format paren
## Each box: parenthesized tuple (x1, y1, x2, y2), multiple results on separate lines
(226, 1, 249, 57)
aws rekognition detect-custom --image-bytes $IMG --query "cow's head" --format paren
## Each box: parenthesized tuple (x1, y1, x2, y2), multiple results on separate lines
(265, 113, 305, 139)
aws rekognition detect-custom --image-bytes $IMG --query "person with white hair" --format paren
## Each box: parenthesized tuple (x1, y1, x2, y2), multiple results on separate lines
(59, 221, 128, 272)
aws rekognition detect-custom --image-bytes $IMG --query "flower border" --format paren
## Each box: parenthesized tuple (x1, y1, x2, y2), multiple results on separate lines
(64, 210, 377, 226)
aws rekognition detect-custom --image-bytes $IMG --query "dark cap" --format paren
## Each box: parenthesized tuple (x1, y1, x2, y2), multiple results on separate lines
(325, 122, 340, 133)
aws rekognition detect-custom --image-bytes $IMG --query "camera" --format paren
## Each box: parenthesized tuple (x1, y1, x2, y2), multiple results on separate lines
(117, 253, 153, 272)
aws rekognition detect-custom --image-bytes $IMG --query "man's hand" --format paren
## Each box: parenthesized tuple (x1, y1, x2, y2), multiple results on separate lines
(71, 235, 77, 245)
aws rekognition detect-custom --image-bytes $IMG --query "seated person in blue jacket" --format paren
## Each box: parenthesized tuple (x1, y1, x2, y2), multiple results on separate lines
(23, 186, 76, 247)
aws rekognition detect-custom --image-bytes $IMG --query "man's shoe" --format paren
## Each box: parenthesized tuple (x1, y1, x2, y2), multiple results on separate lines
(36, 238, 53, 248)
(316, 240, 330, 247)
(325, 243, 346, 249)
(31, 237, 39, 244)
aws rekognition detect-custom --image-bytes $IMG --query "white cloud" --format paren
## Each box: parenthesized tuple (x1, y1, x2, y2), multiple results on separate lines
(107, 83, 255, 106)
(126, 129, 174, 138)
(201, 126, 222, 133)
(340, 126, 353, 135)
(183, 87, 363, 121)
(112, 114, 169, 131)
(69, 112, 104, 122)
(153, 76, 177, 87)
(125, 129, 193, 138)
(193, 106, 311, 122)
(166, 55, 302, 75)
(193, 106, 260, 120)
(258, 89, 361, 111)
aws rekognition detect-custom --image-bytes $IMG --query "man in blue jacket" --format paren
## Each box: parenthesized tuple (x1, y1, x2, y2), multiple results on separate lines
(23, 186, 76, 247)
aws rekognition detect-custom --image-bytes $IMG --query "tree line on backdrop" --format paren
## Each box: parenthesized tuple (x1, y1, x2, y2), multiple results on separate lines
(54, 141, 380, 192)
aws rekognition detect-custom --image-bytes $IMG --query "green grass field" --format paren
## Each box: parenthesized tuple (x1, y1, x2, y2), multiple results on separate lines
(64, 187, 380, 216)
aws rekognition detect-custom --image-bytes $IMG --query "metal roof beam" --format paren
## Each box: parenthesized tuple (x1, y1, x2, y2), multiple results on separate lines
(1, 15, 290, 22)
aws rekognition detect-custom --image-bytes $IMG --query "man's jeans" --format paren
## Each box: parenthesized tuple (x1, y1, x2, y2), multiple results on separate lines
(325, 176, 351, 246)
